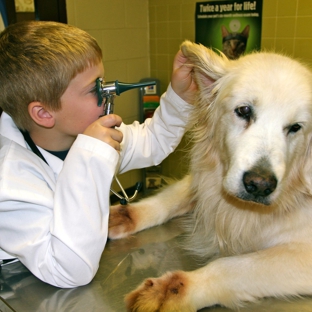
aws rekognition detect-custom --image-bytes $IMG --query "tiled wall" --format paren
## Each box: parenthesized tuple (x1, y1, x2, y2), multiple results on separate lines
(66, 0, 312, 184)
(150, 0, 312, 93)
(262, 0, 312, 65)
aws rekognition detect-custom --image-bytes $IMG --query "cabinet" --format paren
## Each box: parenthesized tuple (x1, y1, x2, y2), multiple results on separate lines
(139, 78, 165, 194)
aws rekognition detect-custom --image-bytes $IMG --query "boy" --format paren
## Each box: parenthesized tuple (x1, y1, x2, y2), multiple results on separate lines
(0, 21, 196, 287)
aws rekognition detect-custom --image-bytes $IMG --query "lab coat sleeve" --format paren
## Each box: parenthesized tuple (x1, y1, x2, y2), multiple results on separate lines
(118, 83, 192, 172)
(0, 134, 119, 287)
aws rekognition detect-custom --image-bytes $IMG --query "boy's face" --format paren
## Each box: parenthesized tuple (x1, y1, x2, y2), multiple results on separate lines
(54, 62, 105, 137)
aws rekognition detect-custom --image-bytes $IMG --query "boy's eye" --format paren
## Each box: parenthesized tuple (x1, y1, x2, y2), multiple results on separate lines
(95, 78, 105, 107)
(99, 95, 106, 106)
(90, 85, 105, 107)
(90, 86, 97, 94)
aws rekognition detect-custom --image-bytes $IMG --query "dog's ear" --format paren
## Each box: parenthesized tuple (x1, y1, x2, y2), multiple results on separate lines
(180, 40, 229, 90)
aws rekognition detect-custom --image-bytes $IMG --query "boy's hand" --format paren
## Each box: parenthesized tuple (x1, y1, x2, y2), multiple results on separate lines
(83, 114, 123, 151)
(171, 50, 198, 105)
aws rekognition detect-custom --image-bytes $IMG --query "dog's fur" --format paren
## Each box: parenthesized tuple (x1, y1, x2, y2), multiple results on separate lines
(108, 40, 312, 311)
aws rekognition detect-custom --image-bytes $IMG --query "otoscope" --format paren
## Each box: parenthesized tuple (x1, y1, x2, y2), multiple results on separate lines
(96, 78, 156, 205)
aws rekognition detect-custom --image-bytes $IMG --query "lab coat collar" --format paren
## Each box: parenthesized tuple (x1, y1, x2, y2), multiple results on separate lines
(0, 112, 64, 175)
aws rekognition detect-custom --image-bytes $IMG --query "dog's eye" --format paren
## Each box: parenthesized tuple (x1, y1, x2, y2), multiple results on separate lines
(288, 123, 301, 134)
(235, 106, 252, 121)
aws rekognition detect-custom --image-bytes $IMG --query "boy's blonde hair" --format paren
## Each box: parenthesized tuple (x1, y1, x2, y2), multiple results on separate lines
(0, 21, 102, 130)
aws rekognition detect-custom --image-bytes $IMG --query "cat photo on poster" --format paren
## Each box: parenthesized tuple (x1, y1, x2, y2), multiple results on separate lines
(195, 0, 262, 59)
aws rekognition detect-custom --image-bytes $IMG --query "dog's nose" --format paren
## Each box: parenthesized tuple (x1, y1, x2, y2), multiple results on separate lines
(243, 171, 277, 197)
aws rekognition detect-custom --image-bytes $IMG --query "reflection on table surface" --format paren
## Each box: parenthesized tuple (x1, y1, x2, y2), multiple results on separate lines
(1, 218, 312, 312)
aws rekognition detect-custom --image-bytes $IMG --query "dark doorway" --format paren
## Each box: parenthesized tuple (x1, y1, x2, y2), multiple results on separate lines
(4, 0, 67, 25)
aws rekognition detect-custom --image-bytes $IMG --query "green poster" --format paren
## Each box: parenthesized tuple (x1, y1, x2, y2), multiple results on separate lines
(195, 0, 262, 59)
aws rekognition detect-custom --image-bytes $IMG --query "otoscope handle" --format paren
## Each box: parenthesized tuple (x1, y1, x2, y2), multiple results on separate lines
(99, 80, 148, 204)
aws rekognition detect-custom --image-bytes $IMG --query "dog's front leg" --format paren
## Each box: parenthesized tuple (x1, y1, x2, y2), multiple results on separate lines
(125, 242, 312, 311)
(108, 175, 193, 239)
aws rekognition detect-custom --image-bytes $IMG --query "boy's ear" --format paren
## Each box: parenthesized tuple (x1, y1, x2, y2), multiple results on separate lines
(28, 102, 55, 128)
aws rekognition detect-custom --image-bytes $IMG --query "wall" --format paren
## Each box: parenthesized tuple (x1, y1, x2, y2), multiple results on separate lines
(149, 0, 312, 92)
(262, 0, 312, 64)
(66, 0, 150, 191)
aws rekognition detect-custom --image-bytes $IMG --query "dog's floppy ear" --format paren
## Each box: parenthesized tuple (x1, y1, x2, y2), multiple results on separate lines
(180, 40, 229, 90)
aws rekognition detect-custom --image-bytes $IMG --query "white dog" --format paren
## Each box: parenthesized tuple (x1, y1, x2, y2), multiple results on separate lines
(108, 40, 312, 311)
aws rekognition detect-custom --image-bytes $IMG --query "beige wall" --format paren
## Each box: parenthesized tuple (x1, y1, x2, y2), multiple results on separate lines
(262, 0, 312, 64)
(150, 0, 312, 94)
(66, 0, 312, 185)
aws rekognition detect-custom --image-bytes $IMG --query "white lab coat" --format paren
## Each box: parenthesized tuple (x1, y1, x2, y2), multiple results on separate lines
(0, 84, 191, 287)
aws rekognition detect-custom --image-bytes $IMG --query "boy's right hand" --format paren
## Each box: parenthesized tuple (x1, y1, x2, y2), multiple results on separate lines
(83, 114, 123, 151)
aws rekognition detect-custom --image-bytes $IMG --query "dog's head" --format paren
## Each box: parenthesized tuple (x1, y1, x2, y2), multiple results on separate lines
(181, 40, 312, 207)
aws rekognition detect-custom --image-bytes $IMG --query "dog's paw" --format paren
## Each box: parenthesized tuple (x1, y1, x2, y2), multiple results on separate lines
(108, 204, 137, 239)
(125, 271, 195, 312)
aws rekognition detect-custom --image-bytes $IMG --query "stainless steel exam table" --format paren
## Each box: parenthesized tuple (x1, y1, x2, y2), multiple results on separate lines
(1, 218, 312, 312)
